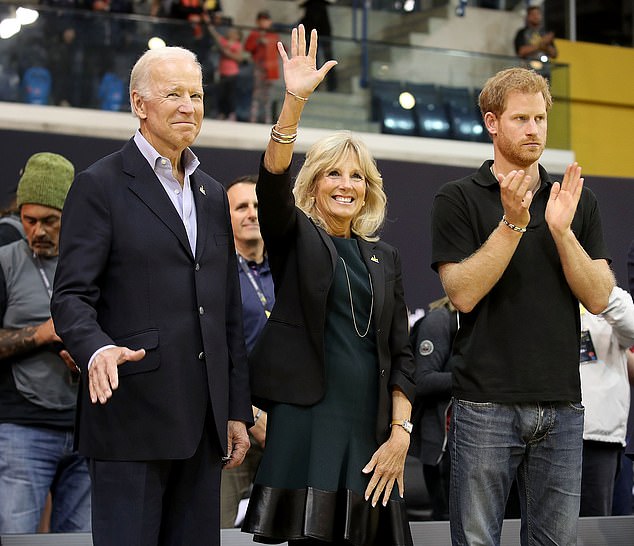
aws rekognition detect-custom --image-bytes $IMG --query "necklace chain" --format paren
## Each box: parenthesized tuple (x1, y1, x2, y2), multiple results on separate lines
(339, 256, 374, 338)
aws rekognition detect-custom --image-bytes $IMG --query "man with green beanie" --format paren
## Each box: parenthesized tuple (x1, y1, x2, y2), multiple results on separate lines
(0, 152, 91, 534)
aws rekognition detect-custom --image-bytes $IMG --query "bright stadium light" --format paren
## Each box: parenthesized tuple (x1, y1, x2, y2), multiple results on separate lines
(0, 18, 21, 39)
(16, 7, 39, 25)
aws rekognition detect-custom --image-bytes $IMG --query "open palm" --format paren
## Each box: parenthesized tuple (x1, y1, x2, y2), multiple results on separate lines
(277, 25, 337, 100)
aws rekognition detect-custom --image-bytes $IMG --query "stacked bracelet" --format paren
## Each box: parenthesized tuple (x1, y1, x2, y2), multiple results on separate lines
(271, 124, 297, 144)
(501, 215, 527, 233)
(286, 89, 309, 102)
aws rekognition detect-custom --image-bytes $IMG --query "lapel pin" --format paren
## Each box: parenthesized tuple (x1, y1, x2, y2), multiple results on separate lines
(371, 255, 379, 263)
(199, 185, 206, 195)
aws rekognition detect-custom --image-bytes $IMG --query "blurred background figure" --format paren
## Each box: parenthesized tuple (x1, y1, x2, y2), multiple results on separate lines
(0, 152, 91, 535)
(409, 295, 457, 521)
(206, 21, 244, 121)
(245, 11, 280, 124)
(579, 286, 634, 516)
(220, 175, 273, 528)
(514, 4, 557, 80)
(299, 0, 337, 92)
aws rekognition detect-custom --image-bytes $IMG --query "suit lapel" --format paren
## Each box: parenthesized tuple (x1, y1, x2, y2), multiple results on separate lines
(357, 239, 385, 328)
(123, 140, 193, 259)
(315, 224, 338, 274)
(191, 173, 209, 261)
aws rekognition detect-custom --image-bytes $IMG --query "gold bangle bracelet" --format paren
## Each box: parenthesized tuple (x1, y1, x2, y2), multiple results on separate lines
(271, 125, 297, 144)
(286, 89, 309, 102)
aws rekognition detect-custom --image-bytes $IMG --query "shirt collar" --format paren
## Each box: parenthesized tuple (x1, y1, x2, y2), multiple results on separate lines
(473, 160, 553, 191)
(133, 130, 200, 176)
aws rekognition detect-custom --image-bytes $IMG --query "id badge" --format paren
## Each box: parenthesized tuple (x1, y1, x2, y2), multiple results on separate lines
(579, 330, 597, 363)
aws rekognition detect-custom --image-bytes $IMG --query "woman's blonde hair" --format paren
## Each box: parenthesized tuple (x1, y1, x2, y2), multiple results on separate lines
(293, 131, 387, 241)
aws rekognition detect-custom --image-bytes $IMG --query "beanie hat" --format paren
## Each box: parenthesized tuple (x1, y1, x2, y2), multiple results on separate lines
(16, 152, 74, 211)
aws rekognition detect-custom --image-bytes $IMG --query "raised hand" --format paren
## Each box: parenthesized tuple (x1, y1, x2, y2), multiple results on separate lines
(497, 169, 534, 229)
(277, 24, 337, 101)
(545, 162, 583, 236)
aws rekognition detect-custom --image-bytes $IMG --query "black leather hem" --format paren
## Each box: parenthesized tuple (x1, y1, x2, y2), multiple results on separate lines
(242, 484, 413, 546)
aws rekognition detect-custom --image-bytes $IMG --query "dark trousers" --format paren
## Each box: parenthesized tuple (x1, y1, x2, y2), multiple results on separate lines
(89, 420, 222, 546)
(580, 439, 622, 516)
(423, 453, 450, 521)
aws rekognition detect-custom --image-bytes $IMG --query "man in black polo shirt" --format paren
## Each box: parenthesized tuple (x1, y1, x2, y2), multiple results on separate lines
(431, 67, 614, 545)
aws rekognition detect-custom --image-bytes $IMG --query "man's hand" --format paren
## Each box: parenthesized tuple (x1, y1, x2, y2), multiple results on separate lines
(88, 346, 146, 405)
(498, 169, 534, 229)
(33, 318, 63, 346)
(58, 349, 79, 374)
(545, 162, 583, 237)
(223, 420, 250, 470)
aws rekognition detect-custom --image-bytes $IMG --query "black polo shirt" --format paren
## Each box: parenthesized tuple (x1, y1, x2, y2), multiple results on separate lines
(431, 160, 611, 403)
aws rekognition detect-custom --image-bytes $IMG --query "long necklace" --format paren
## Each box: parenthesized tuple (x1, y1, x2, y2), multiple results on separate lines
(339, 256, 374, 338)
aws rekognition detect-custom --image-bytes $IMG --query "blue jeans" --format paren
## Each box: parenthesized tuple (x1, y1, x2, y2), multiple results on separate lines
(449, 400, 584, 546)
(0, 423, 91, 533)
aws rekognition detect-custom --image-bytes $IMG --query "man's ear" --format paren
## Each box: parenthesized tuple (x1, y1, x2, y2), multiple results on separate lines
(131, 91, 147, 119)
(484, 111, 497, 137)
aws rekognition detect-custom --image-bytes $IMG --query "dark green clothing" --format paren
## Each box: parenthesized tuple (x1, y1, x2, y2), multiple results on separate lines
(256, 237, 378, 494)
(246, 238, 411, 545)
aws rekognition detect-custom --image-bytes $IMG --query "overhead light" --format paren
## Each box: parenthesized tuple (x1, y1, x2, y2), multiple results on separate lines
(0, 18, 21, 39)
(403, 0, 415, 11)
(148, 36, 166, 49)
(16, 7, 38, 25)
(399, 91, 415, 110)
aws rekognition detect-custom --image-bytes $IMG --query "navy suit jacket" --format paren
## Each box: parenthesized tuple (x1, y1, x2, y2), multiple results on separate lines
(51, 138, 252, 460)
(248, 163, 416, 444)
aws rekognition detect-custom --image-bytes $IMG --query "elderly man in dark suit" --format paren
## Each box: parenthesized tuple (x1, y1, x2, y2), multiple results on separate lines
(51, 46, 252, 546)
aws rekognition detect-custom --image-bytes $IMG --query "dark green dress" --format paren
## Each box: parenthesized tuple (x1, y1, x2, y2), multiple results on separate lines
(243, 237, 412, 546)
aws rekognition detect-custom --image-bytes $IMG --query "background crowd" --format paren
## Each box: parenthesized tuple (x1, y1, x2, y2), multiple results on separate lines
(0, 2, 633, 545)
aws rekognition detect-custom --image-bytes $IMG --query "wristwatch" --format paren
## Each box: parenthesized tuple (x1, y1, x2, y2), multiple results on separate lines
(391, 419, 413, 434)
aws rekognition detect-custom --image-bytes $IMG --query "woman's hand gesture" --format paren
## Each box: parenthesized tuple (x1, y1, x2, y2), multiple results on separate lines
(277, 24, 337, 101)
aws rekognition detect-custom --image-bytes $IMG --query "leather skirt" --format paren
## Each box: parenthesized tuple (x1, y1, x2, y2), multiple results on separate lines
(242, 484, 413, 546)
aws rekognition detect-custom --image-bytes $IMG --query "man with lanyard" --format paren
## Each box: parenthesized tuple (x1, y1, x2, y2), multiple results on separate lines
(221, 174, 274, 528)
(0, 152, 91, 533)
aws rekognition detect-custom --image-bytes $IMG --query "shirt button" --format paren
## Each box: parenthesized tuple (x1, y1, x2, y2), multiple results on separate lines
(199, 306, 205, 315)
(198, 352, 205, 361)
(161, 159, 167, 165)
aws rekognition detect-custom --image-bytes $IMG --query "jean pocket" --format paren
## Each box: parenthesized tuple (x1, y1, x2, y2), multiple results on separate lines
(456, 398, 496, 409)
(566, 401, 585, 413)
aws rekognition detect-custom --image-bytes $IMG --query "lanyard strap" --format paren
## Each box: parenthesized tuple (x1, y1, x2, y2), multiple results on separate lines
(32, 254, 53, 299)
(237, 254, 270, 313)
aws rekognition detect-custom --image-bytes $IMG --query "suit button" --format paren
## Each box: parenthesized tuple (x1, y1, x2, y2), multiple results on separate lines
(198, 352, 205, 361)
(199, 306, 205, 315)
(195, 263, 200, 271)
(380, 369, 386, 377)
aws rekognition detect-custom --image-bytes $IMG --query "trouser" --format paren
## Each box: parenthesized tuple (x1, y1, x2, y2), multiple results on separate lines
(0, 423, 91, 533)
(449, 399, 583, 546)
